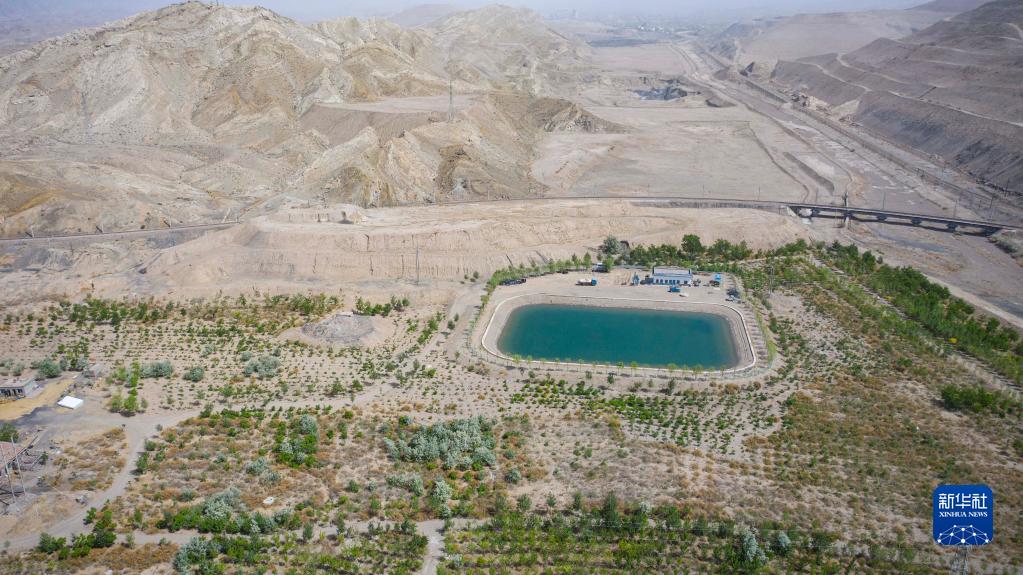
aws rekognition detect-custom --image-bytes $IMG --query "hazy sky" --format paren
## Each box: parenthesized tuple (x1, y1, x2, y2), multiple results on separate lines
(224, 0, 925, 20)
(3, 0, 929, 24)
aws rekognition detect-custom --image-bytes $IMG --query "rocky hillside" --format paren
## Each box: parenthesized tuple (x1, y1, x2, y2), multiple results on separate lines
(386, 4, 462, 28)
(0, 0, 166, 56)
(770, 0, 1023, 196)
(425, 5, 590, 96)
(710, 8, 951, 70)
(0, 2, 593, 236)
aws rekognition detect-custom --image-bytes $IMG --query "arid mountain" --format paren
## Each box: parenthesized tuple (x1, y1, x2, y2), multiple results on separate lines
(0, 0, 165, 56)
(914, 0, 993, 11)
(710, 8, 951, 69)
(386, 4, 462, 28)
(770, 0, 1023, 196)
(0, 2, 596, 236)
(425, 5, 591, 96)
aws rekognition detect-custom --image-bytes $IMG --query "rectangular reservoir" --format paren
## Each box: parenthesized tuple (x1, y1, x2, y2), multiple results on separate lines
(495, 304, 740, 369)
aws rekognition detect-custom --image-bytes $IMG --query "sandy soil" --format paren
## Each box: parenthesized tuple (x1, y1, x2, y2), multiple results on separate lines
(0, 378, 72, 421)
(0, 200, 820, 308)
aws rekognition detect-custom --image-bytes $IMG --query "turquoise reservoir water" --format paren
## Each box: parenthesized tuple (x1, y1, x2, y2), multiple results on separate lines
(496, 304, 739, 369)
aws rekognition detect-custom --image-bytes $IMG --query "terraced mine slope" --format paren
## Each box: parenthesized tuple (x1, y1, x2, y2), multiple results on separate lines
(770, 0, 1023, 197)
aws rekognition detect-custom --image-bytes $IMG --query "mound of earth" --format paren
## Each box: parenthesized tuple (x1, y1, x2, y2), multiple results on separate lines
(284, 311, 392, 348)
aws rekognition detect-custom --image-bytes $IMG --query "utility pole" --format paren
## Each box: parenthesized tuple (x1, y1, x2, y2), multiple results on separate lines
(415, 239, 421, 285)
(447, 76, 454, 124)
(446, 48, 454, 124)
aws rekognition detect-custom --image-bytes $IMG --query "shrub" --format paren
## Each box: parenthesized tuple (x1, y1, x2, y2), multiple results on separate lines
(182, 367, 205, 382)
(773, 530, 791, 556)
(244, 457, 270, 477)
(37, 533, 66, 554)
(735, 523, 766, 568)
(173, 537, 218, 575)
(0, 422, 18, 443)
(35, 358, 61, 379)
(431, 480, 453, 505)
(244, 355, 280, 379)
(383, 416, 496, 470)
(386, 473, 425, 496)
(296, 414, 318, 435)
(141, 361, 174, 379)
(940, 384, 1018, 414)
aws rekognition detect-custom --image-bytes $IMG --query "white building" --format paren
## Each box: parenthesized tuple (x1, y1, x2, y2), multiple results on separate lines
(650, 267, 693, 286)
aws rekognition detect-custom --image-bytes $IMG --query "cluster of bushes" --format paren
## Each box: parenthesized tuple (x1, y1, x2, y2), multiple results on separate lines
(443, 495, 854, 575)
(354, 295, 410, 317)
(825, 242, 1023, 383)
(37, 507, 116, 560)
(623, 235, 809, 269)
(173, 534, 271, 575)
(387, 472, 425, 496)
(0, 358, 25, 377)
(133, 438, 165, 474)
(243, 354, 280, 379)
(60, 298, 173, 328)
(158, 486, 298, 535)
(940, 384, 1021, 416)
(109, 362, 147, 415)
(56, 340, 90, 372)
(263, 293, 338, 317)
(383, 416, 496, 470)
(141, 361, 174, 379)
(173, 526, 426, 575)
(182, 366, 205, 382)
(274, 414, 319, 467)
(244, 456, 280, 484)
(33, 357, 62, 379)
(417, 313, 444, 345)
(0, 422, 18, 442)
(48, 294, 341, 335)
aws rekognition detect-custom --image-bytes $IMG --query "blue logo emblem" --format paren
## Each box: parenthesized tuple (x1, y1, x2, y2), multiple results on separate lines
(933, 484, 993, 546)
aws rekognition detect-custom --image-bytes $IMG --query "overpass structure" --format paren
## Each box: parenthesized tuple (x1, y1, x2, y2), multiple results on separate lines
(785, 202, 1011, 235)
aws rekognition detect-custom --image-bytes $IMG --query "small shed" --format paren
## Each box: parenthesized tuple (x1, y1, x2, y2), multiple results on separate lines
(0, 378, 37, 400)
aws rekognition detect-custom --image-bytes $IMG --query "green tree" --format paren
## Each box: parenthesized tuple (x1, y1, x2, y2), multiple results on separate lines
(601, 235, 621, 255)
(0, 423, 18, 442)
(681, 234, 704, 257)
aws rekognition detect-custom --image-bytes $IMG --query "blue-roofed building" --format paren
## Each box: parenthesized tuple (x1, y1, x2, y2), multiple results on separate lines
(650, 266, 693, 286)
